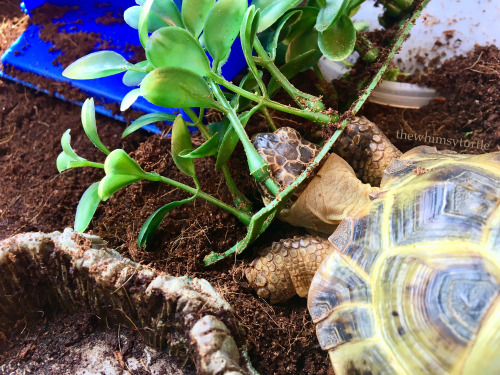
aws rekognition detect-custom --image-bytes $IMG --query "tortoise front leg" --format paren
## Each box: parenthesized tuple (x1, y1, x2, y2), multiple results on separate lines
(334, 116, 401, 186)
(245, 236, 334, 304)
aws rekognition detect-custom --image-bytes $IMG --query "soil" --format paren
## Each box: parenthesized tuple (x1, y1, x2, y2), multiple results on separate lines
(361, 45, 500, 154)
(0, 1, 498, 374)
(0, 311, 195, 375)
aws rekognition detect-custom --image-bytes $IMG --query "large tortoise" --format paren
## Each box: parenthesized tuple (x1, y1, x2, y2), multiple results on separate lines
(245, 117, 500, 374)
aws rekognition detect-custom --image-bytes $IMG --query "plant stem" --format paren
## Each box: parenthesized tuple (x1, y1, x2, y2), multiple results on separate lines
(185, 108, 208, 135)
(86, 161, 105, 169)
(259, 107, 277, 131)
(252, 39, 319, 108)
(72, 160, 104, 169)
(220, 166, 253, 212)
(183, 108, 253, 213)
(208, 72, 337, 126)
(355, 32, 380, 63)
(148, 173, 251, 226)
(208, 80, 280, 196)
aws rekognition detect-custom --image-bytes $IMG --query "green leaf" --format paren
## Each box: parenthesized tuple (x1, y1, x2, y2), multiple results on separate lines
(315, 0, 350, 32)
(208, 119, 229, 141)
(180, 133, 219, 159)
(63, 51, 132, 80)
(140, 67, 217, 109)
(204, 0, 248, 67)
(139, 0, 156, 47)
(265, 9, 302, 59)
(122, 112, 177, 137)
(74, 182, 101, 233)
(121, 89, 142, 111)
(181, 0, 215, 38)
(282, 6, 318, 43)
(241, 6, 260, 65)
(354, 21, 369, 32)
(138, 195, 196, 248)
(98, 174, 142, 201)
(240, 6, 263, 94)
(127, 1, 183, 32)
(286, 28, 319, 62)
(152, 0, 184, 26)
(57, 152, 77, 172)
(348, 0, 365, 16)
(171, 115, 195, 177)
(123, 70, 147, 86)
(252, 0, 274, 8)
(395, 0, 414, 9)
(104, 149, 148, 178)
(60, 129, 82, 162)
(122, 61, 150, 86)
(125, 5, 171, 32)
(215, 112, 251, 169)
(57, 129, 86, 172)
(269, 49, 323, 96)
(81, 98, 111, 155)
(230, 71, 262, 110)
(318, 15, 356, 61)
(146, 27, 210, 75)
(254, 0, 302, 32)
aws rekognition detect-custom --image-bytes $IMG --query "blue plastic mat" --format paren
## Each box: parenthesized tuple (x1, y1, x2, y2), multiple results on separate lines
(0, 0, 247, 132)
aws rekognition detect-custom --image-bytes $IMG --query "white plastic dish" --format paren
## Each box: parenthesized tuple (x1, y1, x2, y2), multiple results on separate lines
(367, 81, 436, 108)
(317, 59, 437, 109)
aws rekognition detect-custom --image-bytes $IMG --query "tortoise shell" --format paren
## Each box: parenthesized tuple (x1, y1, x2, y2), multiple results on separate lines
(308, 147, 500, 374)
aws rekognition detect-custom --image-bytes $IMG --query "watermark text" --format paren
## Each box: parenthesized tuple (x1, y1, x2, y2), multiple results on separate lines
(396, 129, 491, 150)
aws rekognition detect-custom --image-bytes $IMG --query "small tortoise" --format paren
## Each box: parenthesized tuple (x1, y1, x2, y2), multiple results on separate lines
(246, 117, 500, 374)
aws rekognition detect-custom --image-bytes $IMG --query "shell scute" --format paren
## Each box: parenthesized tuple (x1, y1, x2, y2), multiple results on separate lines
(308, 252, 371, 323)
(378, 251, 500, 374)
(486, 209, 500, 253)
(316, 306, 375, 350)
(329, 342, 400, 375)
(389, 166, 499, 248)
(329, 200, 385, 275)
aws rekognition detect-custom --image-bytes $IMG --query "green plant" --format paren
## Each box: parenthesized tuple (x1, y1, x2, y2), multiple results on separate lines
(58, 0, 426, 257)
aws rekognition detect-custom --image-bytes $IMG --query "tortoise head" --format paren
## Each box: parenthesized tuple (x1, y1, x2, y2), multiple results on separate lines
(253, 117, 402, 189)
(252, 127, 321, 188)
(252, 125, 380, 234)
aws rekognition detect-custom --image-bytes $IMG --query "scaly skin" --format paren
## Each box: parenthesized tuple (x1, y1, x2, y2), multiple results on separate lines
(333, 116, 402, 186)
(245, 236, 333, 303)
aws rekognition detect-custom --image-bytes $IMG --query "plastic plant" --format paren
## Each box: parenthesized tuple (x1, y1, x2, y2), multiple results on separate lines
(58, 0, 427, 257)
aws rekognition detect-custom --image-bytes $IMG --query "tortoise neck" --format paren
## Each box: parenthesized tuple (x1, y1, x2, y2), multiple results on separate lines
(334, 116, 401, 187)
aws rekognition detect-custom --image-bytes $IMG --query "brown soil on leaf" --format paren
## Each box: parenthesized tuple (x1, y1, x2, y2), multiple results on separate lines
(0, 0, 498, 374)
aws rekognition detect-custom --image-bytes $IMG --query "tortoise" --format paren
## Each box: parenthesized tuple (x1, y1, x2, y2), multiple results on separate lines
(245, 117, 500, 374)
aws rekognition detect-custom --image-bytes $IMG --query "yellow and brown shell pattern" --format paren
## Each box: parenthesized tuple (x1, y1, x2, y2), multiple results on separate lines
(308, 149, 500, 374)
